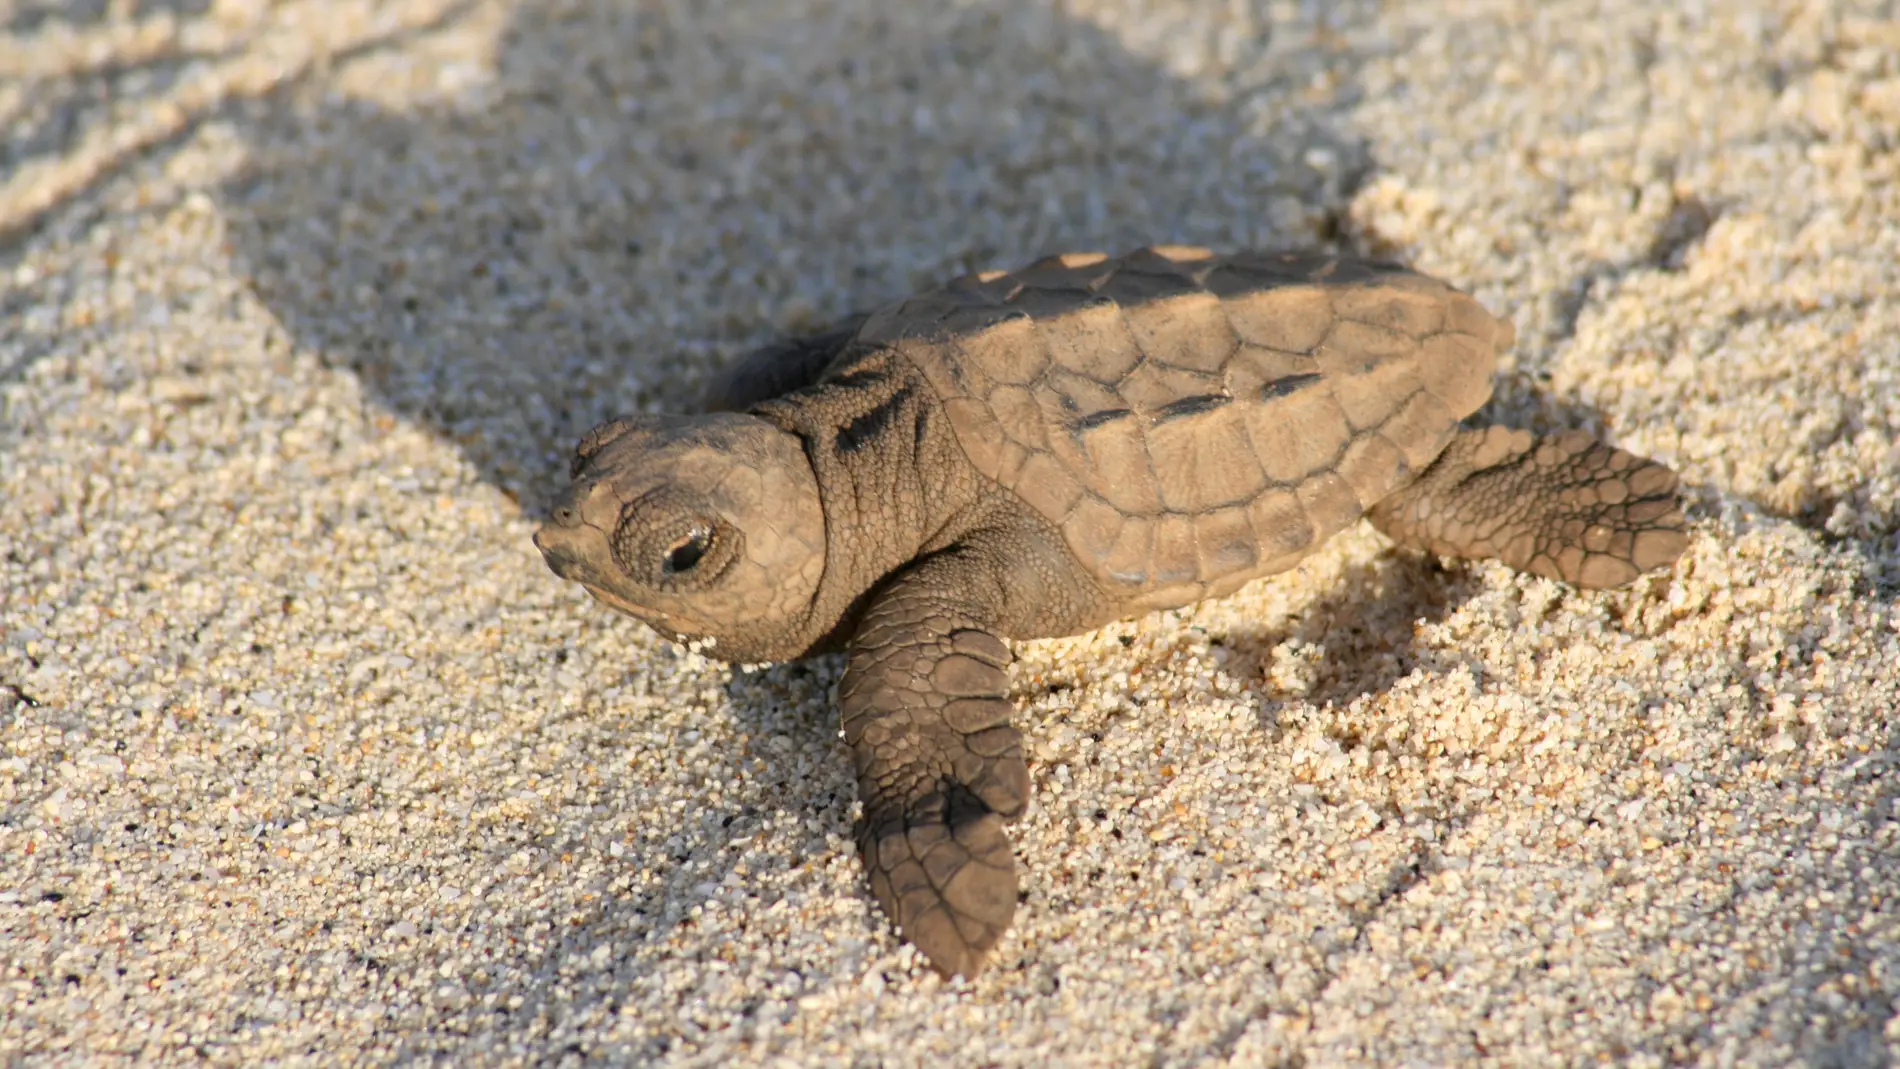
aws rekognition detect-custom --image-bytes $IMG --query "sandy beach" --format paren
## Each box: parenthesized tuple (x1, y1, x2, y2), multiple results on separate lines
(3, 0, 1897, 1064)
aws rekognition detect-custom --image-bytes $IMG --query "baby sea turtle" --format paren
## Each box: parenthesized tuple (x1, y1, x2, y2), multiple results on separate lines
(534, 247, 1687, 977)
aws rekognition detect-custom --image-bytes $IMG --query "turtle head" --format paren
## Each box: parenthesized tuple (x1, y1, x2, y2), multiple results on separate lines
(533, 412, 826, 661)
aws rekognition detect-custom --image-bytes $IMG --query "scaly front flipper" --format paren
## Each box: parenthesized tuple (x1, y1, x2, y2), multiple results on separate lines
(703, 315, 868, 413)
(1368, 427, 1688, 589)
(841, 548, 1031, 978)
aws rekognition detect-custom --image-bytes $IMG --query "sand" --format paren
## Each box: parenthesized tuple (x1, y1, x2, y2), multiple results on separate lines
(2, 0, 1897, 1065)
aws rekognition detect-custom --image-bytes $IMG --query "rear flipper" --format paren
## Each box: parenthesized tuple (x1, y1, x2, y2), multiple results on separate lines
(1367, 426, 1687, 590)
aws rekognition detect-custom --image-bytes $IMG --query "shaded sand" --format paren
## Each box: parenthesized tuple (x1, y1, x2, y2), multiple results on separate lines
(3, 1, 1897, 1065)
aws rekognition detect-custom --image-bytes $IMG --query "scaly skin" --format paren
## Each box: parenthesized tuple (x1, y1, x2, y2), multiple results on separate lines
(1367, 426, 1687, 589)
(745, 355, 1109, 974)
(537, 345, 1108, 975)
(840, 548, 1030, 978)
(532, 247, 1691, 979)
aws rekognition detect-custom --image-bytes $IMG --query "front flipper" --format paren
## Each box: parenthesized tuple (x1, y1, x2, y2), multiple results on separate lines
(841, 549, 1030, 978)
(702, 314, 868, 413)
(1368, 426, 1688, 589)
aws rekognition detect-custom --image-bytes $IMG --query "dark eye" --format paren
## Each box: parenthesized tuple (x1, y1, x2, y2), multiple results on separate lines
(662, 525, 712, 575)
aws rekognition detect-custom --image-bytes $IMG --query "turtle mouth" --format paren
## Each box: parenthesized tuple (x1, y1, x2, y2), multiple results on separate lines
(534, 522, 706, 638)
(578, 580, 705, 638)
(532, 529, 586, 580)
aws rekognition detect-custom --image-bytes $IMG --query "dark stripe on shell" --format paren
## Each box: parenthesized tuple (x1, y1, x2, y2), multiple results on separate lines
(1259, 373, 1323, 400)
(1151, 393, 1231, 422)
(1072, 407, 1133, 431)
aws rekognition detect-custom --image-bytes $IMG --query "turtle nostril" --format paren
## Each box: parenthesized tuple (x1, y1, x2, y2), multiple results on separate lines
(554, 506, 578, 527)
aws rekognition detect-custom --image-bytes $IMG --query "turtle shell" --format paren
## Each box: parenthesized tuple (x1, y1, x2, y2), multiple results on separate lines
(855, 246, 1515, 611)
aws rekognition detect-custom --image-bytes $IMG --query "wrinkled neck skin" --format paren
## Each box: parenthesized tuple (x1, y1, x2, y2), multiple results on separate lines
(749, 347, 986, 660)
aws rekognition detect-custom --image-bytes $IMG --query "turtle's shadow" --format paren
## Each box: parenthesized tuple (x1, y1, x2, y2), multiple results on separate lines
(1216, 549, 1472, 729)
(128, 0, 1432, 1039)
(4, 0, 210, 33)
(215, 0, 1378, 513)
(190, 0, 1388, 1024)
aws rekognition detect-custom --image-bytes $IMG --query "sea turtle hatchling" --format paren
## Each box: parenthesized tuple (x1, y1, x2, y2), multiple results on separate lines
(533, 246, 1688, 978)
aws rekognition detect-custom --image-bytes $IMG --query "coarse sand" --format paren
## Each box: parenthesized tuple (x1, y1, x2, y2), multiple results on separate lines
(3, 1, 1898, 1065)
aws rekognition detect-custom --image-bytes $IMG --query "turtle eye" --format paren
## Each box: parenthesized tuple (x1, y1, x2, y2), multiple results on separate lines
(612, 492, 741, 587)
(662, 525, 713, 575)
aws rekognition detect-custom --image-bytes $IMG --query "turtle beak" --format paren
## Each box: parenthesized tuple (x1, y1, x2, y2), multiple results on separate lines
(533, 532, 583, 582)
